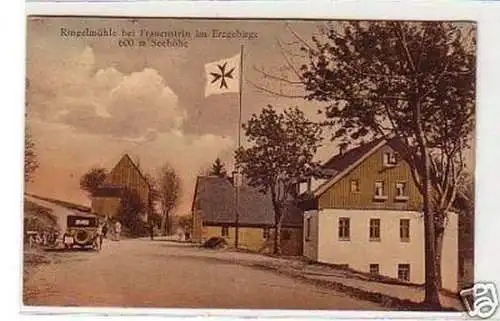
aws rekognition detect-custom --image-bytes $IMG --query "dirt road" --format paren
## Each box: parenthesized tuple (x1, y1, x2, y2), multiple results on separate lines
(23, 239, 384, 310)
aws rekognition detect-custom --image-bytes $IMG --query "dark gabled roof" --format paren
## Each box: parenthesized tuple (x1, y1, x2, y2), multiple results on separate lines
(113, 154, 151, 190)
(313, 138, 473, 213)
(312, 138, 397, 197)
(320, 138, 385, 178)
(193, 176, 302, 227)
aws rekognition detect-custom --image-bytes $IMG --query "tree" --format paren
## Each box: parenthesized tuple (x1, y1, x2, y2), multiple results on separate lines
(24, 78, 39, 184)
(235, 105, 322, 255)
(24, 127, 39, 184)
(144, 173, 162, 239)
(177, 215, 192, 231)
(209, 158, 227, 177)
(294, 21, 474, 307)
(176, 215, 193, 239)
(458, 173, 474, 215)
(80, 167, 108, 196)
(117, 188, 148, 237)
(157, 163, 181, 236)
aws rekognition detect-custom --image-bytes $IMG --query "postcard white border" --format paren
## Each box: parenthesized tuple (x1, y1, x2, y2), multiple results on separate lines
(5, 1, 500, 320)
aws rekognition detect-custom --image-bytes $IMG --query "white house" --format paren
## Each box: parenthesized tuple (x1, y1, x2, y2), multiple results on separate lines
(300, 138, 459, 292)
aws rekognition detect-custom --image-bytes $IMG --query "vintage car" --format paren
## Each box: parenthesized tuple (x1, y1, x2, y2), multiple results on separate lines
(63, 214, 100, 250)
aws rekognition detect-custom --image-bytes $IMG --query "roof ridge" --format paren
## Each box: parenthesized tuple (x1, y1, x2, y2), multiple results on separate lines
(322, 138, 385, 169)
(193, 175, 303, 226)
(120, 153, 150, 188)
(314, 139, 388, 197)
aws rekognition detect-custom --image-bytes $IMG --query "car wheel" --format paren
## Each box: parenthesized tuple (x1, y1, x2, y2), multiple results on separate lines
(75, 230, 90, 244)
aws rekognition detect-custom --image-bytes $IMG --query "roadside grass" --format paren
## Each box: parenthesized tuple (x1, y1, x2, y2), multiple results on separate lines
(22, 199, 62, 285)
(23, 249, 54, 285)
(23, 199, 60, 234)
(248, 262, 459, 312)
(212, 246, 463, 311)
(167, 246, 462, 312)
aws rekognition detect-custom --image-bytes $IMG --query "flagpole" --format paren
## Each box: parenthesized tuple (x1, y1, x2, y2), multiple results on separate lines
(235, 44, 244, 249)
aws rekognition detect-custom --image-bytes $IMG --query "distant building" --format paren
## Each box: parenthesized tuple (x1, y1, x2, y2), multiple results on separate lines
(91, 154, 150, 221)
(191, 176, 303, 256)
(300, 138, 461, 292)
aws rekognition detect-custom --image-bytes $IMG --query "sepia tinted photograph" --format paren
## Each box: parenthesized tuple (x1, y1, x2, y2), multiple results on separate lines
(23, 16, 476, 312)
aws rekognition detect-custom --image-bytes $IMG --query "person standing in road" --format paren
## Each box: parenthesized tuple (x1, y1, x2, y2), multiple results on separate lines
(114, 220, 122, 241)
(102, 217, 109, 239)
(97, 219, 108, 250)
(96, 222, 104, 251)
(149, 221, 154, 240)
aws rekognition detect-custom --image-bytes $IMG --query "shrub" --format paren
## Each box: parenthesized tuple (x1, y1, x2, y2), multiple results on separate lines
(116, 188, 148, 237)
(201, 237, 228, 249)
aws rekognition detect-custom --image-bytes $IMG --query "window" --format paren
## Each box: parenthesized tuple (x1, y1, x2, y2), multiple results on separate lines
(221, 226, 229, 237)
(338, 217, 350, 240)
(350, 179, 360, 192)
(306, 217, 312, 241)
(374, 181, 387, 200)
(369, 264, 380, 275)
(398, 264, 410, 282)
(339, 264, 349, 269)
(369, 218, 381, 241)
(383, 152, 398, 167)
(263, 227, 270, 239)
(400, 219, 410, 242)
(395, 182, 409, 201)
(282, 230, 291, 240)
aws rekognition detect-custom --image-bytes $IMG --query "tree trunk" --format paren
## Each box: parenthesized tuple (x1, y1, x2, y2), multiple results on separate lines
(273, 206, 287, 256)
(273, 221, 282, 256)
(419, 136, 441, 308)
(434, 211, 446, 290)
(270, 186, 283, 256)
(166, 213, 171, 235)
(149, 223, 154, 240)
(422, 162, 440, 308)
(160, 212, 168, 236)
(411, 93, 440, 308)
(435, 228, 444, 289)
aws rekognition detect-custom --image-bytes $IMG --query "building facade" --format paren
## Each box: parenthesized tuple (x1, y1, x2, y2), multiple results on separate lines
(301, 139, 459, 291)
(91, 154, 150, 221)
(191, 176, 303, 256)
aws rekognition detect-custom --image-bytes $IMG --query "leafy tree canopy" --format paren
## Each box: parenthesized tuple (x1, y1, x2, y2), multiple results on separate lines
(235, 105, 322, 254)
(80, 167, 108, 196)
(209, 158, 227, 177)
(117, 188, 148, 237)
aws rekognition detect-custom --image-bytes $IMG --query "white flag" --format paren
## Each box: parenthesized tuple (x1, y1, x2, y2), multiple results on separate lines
(204, 54, 240, 97)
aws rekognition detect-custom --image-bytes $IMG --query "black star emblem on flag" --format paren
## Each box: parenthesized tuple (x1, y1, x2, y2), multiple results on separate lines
(210, 62, 235, 89)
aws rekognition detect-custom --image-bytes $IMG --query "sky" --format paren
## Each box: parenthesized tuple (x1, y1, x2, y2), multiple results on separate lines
(25, 17, 475, 216)
(25, 17, 335, 215)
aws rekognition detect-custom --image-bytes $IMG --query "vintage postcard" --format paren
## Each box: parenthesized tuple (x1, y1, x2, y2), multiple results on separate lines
(23, 15, 484, 315)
